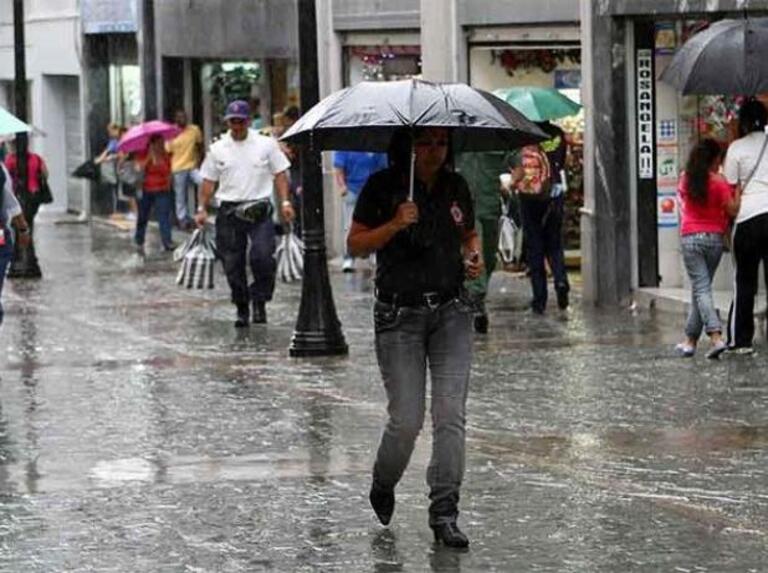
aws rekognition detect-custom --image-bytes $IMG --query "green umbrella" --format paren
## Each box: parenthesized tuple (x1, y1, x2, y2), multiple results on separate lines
(0, 106, 32, 136)
(493, 87, 581, 122)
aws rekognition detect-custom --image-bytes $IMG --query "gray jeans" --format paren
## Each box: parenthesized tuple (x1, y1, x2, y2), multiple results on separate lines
(372, 297, 473, 522)
(681, 232, 724, 339)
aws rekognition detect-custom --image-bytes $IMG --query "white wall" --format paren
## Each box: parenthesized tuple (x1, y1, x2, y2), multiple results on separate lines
(469, 48, 580, 91)
(0, 2, 84, 214)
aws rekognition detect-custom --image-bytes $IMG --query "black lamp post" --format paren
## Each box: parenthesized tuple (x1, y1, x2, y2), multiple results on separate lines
(289, 0, 348, 357)
(8, 0, 40, 279)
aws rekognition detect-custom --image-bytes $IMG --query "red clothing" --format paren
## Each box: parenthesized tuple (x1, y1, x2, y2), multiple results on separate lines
(678, 172, 733, 235)
(136, 151, 171, 192)
(4, 153, 45, 194)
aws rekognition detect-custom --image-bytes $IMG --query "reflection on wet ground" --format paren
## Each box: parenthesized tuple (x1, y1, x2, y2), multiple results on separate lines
(1, 220, 768, 571)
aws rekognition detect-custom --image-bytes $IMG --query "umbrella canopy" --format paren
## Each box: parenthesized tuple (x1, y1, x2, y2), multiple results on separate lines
(281, 79, 547, 152)
(660, 17, 768, 95)
(118, 120, 181, 153)
(0, 107, 32, 137)
(492, 87, 581, 122)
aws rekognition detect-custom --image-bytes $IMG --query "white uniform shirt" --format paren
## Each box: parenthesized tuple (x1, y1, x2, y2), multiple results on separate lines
(200, 129, 291, 204)
(723, 130, 768, 224)
(1, 164, 21, 228)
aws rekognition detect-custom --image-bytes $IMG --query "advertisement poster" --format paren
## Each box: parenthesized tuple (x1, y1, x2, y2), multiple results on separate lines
(657, 190, 679, 228)
(657, 145, 678, 187)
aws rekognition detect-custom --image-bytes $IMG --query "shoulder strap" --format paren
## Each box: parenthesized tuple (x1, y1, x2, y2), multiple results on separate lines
(0, 166, 6, 228)
(743, 134, 768, 192)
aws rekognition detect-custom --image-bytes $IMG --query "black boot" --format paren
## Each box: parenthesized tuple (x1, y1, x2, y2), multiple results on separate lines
(234, 304, 250, 328)
(431, 520, 469, 549)
(369, 482, 395, 526)
(473, 313, 488, 334)
(252, 301, 267, 324)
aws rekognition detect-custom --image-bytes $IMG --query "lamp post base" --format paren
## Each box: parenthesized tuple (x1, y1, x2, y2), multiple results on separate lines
(289, 330, 348, 357)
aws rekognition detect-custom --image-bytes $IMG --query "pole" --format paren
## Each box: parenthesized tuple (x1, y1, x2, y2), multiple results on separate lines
(13, 0, 28, 200)
(289, 0, 348, 357)
(140, 0, 158, 120)
(9, 0, 40, 279)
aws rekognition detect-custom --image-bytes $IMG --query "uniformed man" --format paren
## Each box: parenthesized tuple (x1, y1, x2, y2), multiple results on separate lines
(195, 100, 295, 327)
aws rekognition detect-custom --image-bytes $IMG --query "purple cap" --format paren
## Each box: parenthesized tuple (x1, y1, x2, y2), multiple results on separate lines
(223, 100, 251, 121)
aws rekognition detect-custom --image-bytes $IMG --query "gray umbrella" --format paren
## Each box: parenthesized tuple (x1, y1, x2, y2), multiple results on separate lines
(660, 17, 768, 95)
(281, 79, 546, 152)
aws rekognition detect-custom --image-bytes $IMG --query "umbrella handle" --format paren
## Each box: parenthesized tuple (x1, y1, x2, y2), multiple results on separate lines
(408, 145, 416, 202)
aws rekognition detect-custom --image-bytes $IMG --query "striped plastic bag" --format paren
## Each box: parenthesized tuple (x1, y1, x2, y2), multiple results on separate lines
(175, 227, 216, 289)
(276, 227, 304, 283)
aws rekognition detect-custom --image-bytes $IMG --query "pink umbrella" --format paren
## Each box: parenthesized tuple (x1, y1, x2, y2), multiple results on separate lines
(117, 120, 181, 153)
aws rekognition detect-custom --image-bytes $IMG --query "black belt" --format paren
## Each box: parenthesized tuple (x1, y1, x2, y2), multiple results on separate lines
(375, 289, 458, 309)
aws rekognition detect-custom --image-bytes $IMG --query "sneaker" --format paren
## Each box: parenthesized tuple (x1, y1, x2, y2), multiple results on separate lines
(342, 258, 354, 273)
(675, 343, 695, 358)
(706, 340, 728, 360)
(728, 346, 754, 356)
(162, 242, 178, 252)
(556, 289, 569, 310)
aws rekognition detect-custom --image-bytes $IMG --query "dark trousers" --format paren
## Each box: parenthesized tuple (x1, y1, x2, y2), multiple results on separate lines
(135, 191, 173, 248)
(520, 196, 569, 312)
(727, 213, 768, 348)
(9, 194, 40, 277)
(215, 209, 276, 307)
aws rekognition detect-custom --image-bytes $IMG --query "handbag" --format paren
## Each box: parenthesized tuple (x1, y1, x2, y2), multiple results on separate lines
(37, 175, 53, 205)
(175, 226, 217, 289)
(118, 161, 144, 188)
(276, 225, 304, 283)
(497, 197, 522, 264)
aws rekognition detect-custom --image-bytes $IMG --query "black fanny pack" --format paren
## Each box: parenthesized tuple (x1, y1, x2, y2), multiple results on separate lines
(223, 200, 273, 224)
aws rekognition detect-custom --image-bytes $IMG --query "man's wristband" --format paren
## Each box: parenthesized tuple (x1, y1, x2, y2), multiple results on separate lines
(281, 200, 292, 208)
(17, 227, 30, 235)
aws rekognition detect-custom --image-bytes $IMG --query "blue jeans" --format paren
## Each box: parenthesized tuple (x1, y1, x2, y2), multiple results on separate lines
(372, 298, 473, 522)
(0, 235, 14, 325)
(681, 232, 724, 339)
(172, 170, 195, 224)
(215, 209, 276, 305)
(135, 191, 173, 248)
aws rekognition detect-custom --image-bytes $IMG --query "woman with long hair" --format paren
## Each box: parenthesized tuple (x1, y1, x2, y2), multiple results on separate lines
(675, 138, 737, 358)
(723, 99, 768, 353)
(134, 135, 174, 255)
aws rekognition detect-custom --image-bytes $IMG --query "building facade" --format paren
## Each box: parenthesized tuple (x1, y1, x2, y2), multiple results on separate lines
(0, 0, 87, 215)
(583, 0, 768, 305)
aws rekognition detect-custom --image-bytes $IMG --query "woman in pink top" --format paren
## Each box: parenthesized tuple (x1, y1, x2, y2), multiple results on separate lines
(675, 139, 738, 359)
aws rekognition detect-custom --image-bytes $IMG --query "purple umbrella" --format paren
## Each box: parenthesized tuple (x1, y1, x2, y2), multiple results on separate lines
(117, 120, 181, 153)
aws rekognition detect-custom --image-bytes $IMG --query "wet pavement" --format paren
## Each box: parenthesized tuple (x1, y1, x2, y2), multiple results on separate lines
(1, 217, 768, 572)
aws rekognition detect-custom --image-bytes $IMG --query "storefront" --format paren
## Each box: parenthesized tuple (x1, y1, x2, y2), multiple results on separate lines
(467, 25, 583, 252)
(633, 17, 754, 292)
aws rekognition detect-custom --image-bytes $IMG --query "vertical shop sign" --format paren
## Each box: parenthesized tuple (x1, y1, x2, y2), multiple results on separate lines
(636, 49, 655, 179)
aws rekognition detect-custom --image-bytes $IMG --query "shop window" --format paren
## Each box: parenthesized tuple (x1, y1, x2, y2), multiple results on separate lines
(344, 46, 421, 86)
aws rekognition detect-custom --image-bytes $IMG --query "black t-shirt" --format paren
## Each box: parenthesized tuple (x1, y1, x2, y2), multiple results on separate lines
(353, 167, 475, 295)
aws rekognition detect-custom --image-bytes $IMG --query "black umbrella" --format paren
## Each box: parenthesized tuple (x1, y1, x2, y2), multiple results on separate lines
(281, 79, 546, 199)
(660, 17, 768, 95)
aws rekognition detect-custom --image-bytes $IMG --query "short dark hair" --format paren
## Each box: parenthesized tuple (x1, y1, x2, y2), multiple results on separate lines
(738, 99, 767, 137)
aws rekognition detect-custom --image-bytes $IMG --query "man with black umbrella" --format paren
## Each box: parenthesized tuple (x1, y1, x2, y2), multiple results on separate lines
(195, 100, 295, 327)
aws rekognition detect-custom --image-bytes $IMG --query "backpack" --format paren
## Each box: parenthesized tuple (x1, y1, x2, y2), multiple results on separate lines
(513, 145, 551, 199)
